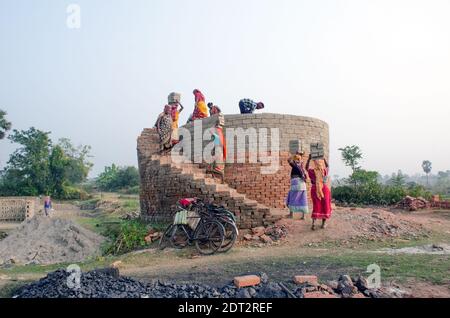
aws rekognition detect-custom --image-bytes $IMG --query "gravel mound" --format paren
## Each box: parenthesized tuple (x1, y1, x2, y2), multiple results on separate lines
(341, 209, 428, 240)
(0, 216, 104, 265)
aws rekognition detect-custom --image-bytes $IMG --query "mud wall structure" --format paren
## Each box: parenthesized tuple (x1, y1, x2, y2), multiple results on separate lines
(137, 113, 329, 229)
(0, 197, 39, 222)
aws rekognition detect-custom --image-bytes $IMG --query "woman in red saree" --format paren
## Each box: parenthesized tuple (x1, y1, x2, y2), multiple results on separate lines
(306, 155, 332, 230)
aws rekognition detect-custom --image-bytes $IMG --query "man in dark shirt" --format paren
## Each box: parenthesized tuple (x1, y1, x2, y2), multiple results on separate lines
(239, 99, 264, 114)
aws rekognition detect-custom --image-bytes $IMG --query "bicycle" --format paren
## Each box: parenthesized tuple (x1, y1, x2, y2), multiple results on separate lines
(159, 207, 225, 255)
(192, 200, 239, 253)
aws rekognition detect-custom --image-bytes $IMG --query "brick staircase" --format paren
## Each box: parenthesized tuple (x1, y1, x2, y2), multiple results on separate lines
(148, 154, 285, 228)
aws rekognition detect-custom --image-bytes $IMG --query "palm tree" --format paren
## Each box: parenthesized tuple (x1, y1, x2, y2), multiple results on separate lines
(422, 160, 432, 186)
(0, 109, 12, 140)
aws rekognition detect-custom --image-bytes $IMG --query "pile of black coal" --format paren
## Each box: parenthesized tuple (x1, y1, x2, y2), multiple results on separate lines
(13, 268, 222, 299)
(13, 269, 387, 299)
(14, 268, 149, 298)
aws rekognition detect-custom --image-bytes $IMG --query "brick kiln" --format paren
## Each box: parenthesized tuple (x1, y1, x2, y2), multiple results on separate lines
(137, 113, 329, 229)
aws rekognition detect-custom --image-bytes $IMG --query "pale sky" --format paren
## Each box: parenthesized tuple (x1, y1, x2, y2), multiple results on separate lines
(1, 0, 449, 177)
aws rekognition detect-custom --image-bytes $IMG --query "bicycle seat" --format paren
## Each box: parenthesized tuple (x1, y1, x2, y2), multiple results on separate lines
(178, 198, 197, 208)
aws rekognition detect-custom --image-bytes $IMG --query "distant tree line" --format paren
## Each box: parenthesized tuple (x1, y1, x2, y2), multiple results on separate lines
(0, 109, 12, 140)
(333, 145, 433, 205)
(0, 127, 92, 199)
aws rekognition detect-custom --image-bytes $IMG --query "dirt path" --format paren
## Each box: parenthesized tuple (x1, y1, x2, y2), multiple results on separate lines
(396, 208, 450, 234)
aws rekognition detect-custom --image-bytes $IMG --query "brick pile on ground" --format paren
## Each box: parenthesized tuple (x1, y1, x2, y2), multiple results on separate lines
(242, 225, 288, 244)
(396, 196, 429, 211)
(0, 216, 104, 266)
(13, 270, 389, 298)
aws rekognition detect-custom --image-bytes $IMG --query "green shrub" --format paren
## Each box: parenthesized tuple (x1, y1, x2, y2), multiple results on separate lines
(121, 199, 140, 212)
(118, 186, 140, 195)
(59, 185, 91, 200)
(333, 183, 431, 206)
(96, 165, 139, 192)
(102, 219, 149, 255)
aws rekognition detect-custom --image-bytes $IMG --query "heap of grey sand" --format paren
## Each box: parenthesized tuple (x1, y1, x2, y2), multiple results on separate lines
(0, 216, 104, 265)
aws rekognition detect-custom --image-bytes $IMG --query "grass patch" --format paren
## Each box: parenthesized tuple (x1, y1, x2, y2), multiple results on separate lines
(215, 251, 450, 285)
(0, 281, 30, 298)
(319, 252, 450, 285)
(312, 230, 450, 251)
(0, 255, 118, 280)
(121, 199, 140, 213)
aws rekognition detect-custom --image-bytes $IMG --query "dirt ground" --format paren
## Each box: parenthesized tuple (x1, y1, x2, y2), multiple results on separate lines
(1, 202, 449, 298)
(111, 205, 450, 297)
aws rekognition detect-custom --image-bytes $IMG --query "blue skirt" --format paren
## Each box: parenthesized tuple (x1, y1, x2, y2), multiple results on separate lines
(286, 178, 309, 213)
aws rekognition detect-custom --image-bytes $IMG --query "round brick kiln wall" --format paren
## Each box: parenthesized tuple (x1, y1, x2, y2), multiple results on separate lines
(137, 113, 329, 228)
(222, 114, 329, 209)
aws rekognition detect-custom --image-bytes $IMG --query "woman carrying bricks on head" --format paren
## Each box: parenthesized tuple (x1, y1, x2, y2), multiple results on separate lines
(190, 89, 209, 121)
(155, 105, 174, 153)
(208, 118, 227, 183)
(168, 94, 183, 144)
(286, 151, 309, 219)
(207, 102, 222, 116)
(306, 155, 332, 230)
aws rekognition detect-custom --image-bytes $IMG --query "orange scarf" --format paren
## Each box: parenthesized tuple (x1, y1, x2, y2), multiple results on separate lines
(313, 161, 325, 200)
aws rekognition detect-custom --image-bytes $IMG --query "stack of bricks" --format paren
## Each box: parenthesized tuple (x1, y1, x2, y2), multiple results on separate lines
(139, 154, 278, 228)
(137, 113, 329, 229)
(0, 197, 38, 222)
(223, 113, 329, 209)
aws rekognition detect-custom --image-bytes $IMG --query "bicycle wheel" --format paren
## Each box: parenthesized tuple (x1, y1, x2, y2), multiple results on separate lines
(218, 220, 238, 253)
(159, 224, 176, 250)
(170, 224, 191, 249)
(195, 221, 225, 255)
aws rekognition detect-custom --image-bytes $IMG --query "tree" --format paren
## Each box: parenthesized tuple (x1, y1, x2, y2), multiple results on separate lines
(57, 138, 93, 184)
(0, 128, 92, 198)
(389, 170, 406, 187)
(349, 169, 379, 186)
(5, 128, 52, 195)
(0, 109, 12, 140)
(96, 165, 139, 191)
(338, 145, 363, 173)
(422, 160, 432, 186)
(49, 145, 70, 198)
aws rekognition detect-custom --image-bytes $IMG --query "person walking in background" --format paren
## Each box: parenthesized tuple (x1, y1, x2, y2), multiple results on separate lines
(239, 98, 264, 114)
(286, 152, 309, 219)
(306, 155, 332, 230)
(44, 196, 52, 216)
(190, 89, 209, 121)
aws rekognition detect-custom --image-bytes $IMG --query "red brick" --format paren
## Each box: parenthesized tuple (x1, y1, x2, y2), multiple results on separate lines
(293, 275, 318, 285)
(351, 293, 367, 298)
(304, 292, 338, 298)
(234, 275, 261, 288)
(260, 234, 273, 244)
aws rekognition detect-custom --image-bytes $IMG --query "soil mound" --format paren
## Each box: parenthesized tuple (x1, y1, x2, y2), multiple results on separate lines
(0, 216, 104, 265)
